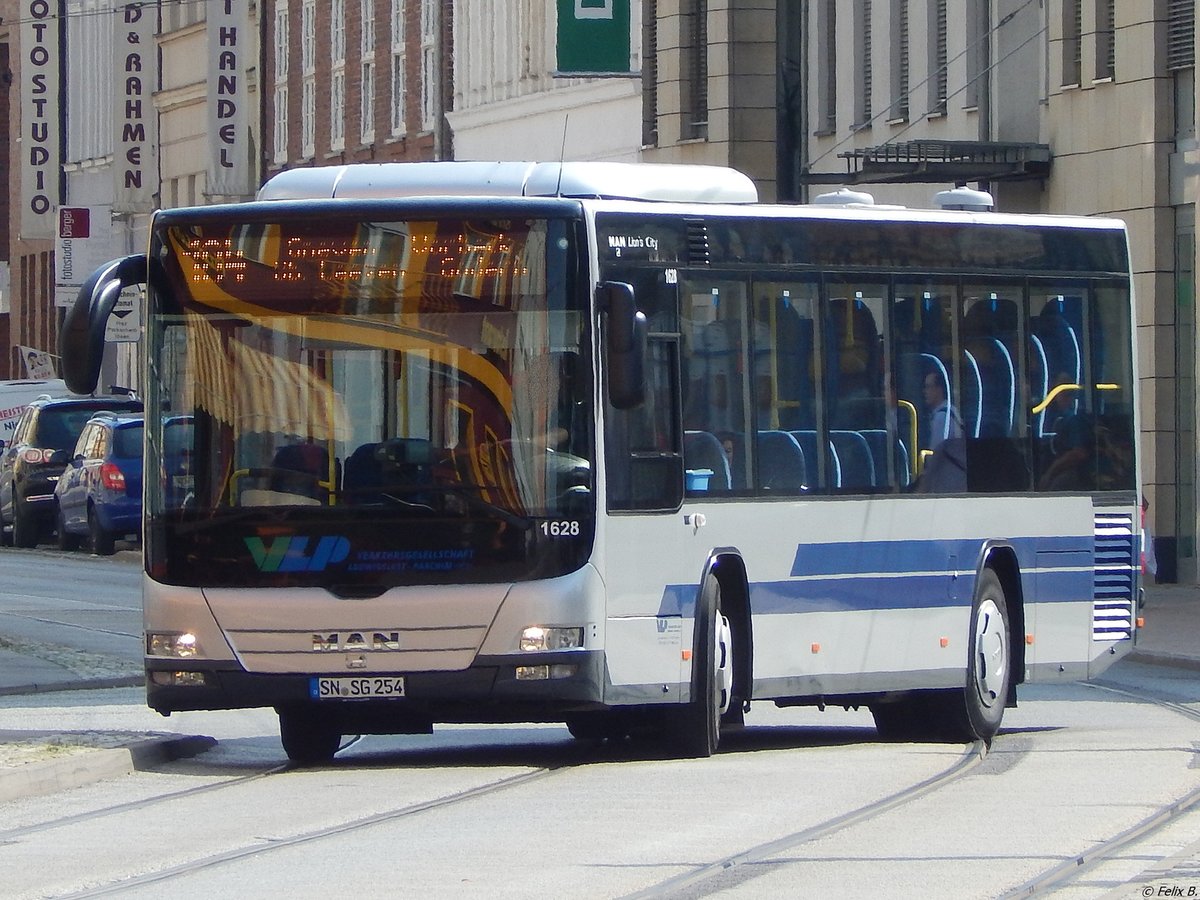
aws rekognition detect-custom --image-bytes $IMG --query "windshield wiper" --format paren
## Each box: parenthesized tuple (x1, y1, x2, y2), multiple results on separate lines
(338, 482, 532, 530)
(433, 484, 533, 530)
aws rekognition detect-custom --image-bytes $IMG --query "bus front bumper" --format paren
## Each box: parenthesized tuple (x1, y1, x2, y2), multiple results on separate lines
(145, 649, 609, 724)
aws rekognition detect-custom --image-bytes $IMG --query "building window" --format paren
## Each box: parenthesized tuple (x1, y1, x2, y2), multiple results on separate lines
(1062, 0, 1082, 86)
(361, 0, 376, 143)
(162, 0, 205, 32)
(928, 0, 947, 115)
(816, 0, 837, 133)
(331, 0, 346, 151)
(391, 0, 406, 136)
(890, 0, 908, 121)
(420, 0, 439, 131)
(642, 0, 658, 147)
(856, 0, 872, 127)
(681, 0, 708, 139)
(965, 0, 989, 108)
(1094, 0, 1115, 81)
(301, 0, 316, 157)
(273, 2, 290, 163)
(1168, 0, 1194, 72)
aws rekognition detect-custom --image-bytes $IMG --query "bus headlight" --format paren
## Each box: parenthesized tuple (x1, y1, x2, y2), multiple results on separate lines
(146, 632, 200, 658)
(519, 626, 583, 652)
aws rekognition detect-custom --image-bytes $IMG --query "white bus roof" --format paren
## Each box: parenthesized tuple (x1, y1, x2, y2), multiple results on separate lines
(257, 161, 760, 205)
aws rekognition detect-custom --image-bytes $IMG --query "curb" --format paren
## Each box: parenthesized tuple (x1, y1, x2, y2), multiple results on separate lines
(0, 675, 144, 698)
(0, 733, 216, 804)
(1126, 649, 1200, 673)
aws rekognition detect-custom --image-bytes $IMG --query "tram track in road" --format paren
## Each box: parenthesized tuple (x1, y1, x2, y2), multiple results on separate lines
(1000, 680, 1200, 898)
(0, 731, 378, 846)
(51, 756, 570, 899)
(622, 739, 989, 900)
(0, 760, 292, 845)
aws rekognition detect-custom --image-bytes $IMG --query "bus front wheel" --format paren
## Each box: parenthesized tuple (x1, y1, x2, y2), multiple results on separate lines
(673, 576, 733, 759)
(278, 706, 341, 765)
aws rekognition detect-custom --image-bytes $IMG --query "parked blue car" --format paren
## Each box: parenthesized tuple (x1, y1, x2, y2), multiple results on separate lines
(55, 412, 144, 555)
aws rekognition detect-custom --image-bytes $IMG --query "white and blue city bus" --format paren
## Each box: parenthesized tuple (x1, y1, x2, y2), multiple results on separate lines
(61, 162, 1141, 763)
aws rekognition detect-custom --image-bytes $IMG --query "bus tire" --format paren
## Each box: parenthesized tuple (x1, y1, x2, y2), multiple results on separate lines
(932, 567, 1011, 744)
(278, 706, 341, 765)
(673, 575, 732, 759)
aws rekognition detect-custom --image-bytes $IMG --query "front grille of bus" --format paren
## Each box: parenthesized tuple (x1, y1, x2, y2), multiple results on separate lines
(1092, 510, 1136, 641)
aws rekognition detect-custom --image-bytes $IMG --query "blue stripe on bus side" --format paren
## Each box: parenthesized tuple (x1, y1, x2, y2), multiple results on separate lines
(655, 535, 1095, 618)
(789, 536, 1087, 578)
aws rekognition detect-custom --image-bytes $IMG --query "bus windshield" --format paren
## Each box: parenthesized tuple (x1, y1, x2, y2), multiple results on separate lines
(143, 211, 593, 589)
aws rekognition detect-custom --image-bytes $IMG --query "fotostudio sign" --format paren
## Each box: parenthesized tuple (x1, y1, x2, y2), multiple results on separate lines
(20, 0, 62, 239)
(556, 0, 632, 75)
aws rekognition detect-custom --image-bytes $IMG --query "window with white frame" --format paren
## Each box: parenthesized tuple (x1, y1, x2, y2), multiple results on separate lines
(680, 0, 708, 139)
(1062, 0, 1082, 86)
(331, 0, 346, 150)
(391, 0, 406, 136)
(928, 0, 947, 115)
(965, 0, 989, 107)
(855, 0, 872, 127)
(362, 0, 377, 142)
(890, 0, 909, 120)
(421, 0, 439, 131)
(302, 0, 316, 157)
(816, 0, 837, 133)
(162, 0, 205, 32)
(1094, 0, 1115, 81)
(1168, 0, 1195, 71)
(274, 2, 290, 163)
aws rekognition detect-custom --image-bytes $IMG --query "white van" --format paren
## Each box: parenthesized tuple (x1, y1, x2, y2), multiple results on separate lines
(0, 379, 74, 442)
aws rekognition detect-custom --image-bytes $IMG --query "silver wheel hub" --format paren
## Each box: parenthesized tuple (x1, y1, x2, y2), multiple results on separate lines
(973, 598, 1008, 709)
(715, 613, 733, 715)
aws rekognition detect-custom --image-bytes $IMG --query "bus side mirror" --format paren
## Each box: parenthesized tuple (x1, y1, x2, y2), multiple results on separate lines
(59, 254, 147, 395)
(599, 281, 647, 410)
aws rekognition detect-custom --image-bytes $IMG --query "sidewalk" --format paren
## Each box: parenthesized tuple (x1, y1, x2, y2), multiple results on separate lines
(0, 581, 1194, 802)
(1130, 581, 1200, 671)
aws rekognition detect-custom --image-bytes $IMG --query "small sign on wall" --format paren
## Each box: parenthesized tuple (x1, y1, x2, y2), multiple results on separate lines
(555, 0, 632, 75)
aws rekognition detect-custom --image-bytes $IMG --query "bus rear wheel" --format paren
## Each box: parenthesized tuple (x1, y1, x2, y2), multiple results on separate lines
(930, 568, 1011, 744)
(278, 706, 341, 765)
(673, 576, 733, 759)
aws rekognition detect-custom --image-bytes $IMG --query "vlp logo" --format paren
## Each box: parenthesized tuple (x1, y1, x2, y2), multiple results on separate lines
(245, 536, 351, 573)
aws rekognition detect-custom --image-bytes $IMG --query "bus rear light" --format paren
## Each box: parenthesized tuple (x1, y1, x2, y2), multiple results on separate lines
(149, 670, 207, 687)
(147, 631, 199, 658)
(519, 626, 583, 652)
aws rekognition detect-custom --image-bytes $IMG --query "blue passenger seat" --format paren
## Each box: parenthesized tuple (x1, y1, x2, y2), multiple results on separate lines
(756, 430, 808, 492)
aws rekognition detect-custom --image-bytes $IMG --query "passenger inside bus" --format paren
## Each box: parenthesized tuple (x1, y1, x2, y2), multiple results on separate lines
(921, 369, 962, 450)
(269, 440, 332, 502)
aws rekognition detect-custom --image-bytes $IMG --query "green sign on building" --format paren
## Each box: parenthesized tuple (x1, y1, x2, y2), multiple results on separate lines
(556, 0, 632, 74)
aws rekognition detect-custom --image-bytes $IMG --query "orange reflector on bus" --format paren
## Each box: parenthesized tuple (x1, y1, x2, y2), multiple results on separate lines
(681, 650, 692, 661)
(1136, 617, 1145, 628)
(1026, 634, 1035, 645)
(939, 637, 949, 648)
(810, 643, 820, 654)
